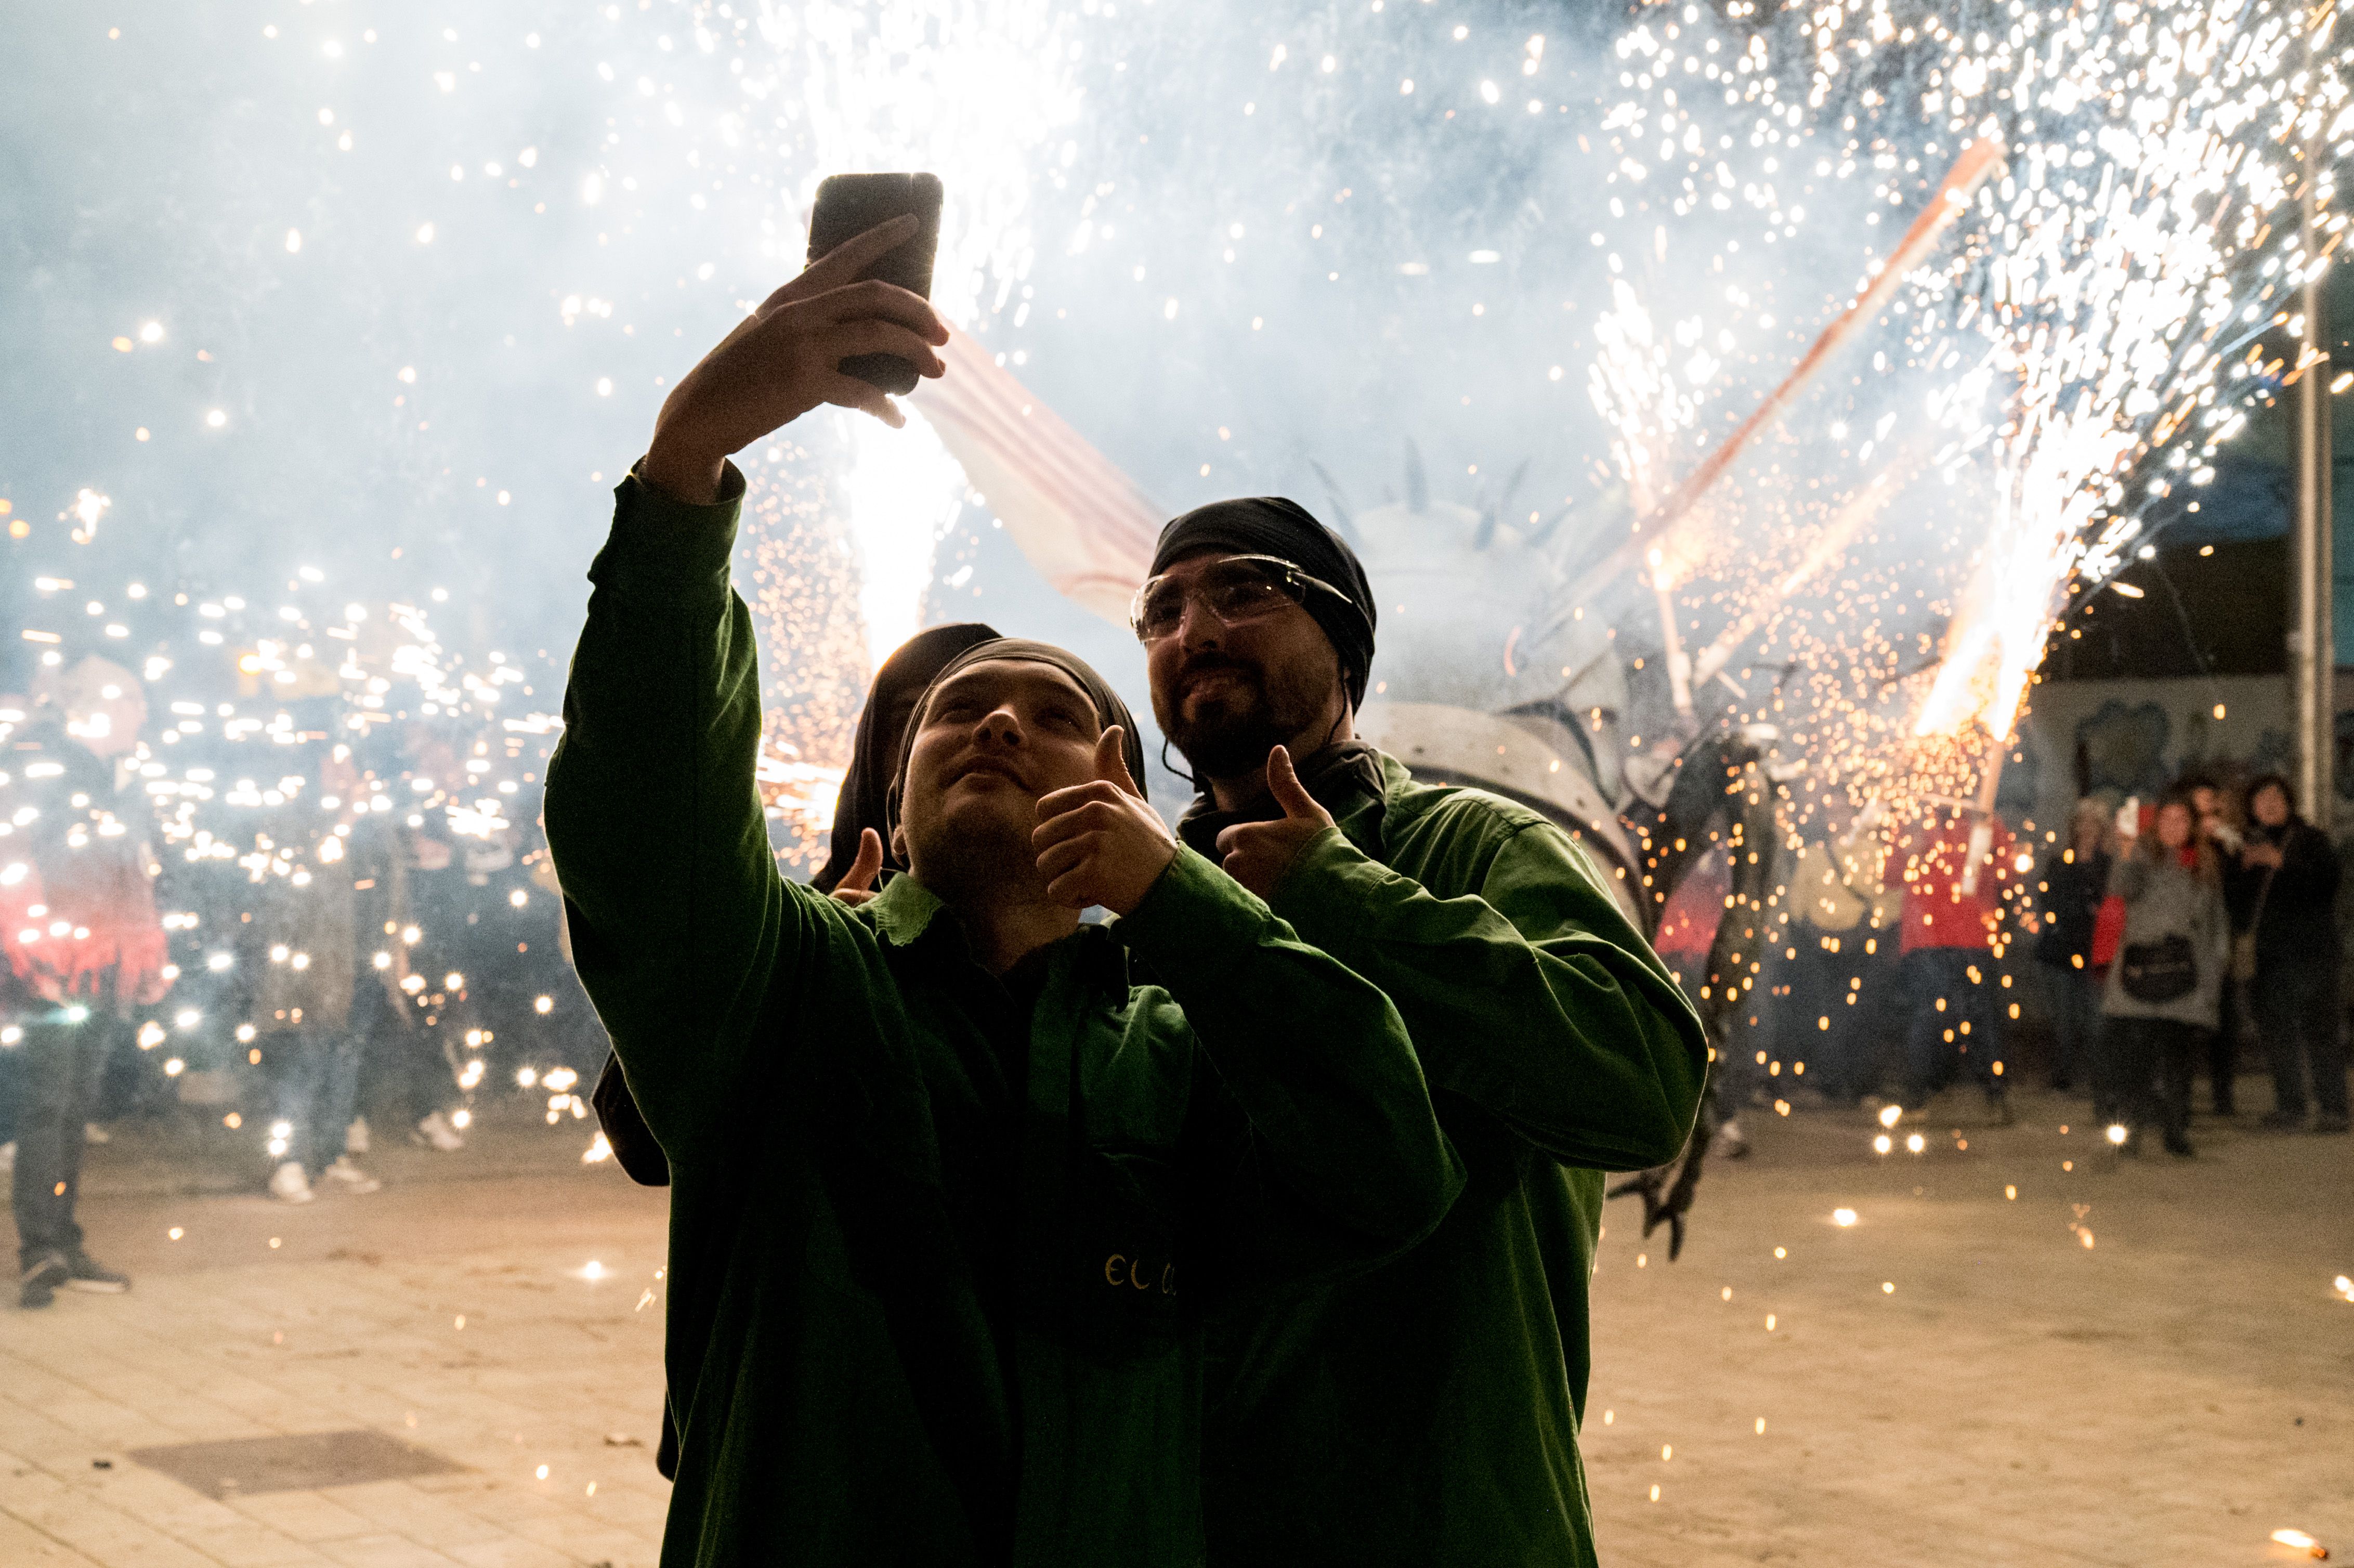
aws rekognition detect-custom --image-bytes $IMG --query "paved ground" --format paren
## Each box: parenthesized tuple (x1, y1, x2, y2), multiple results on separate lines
(5, 1082, 2348, 1566)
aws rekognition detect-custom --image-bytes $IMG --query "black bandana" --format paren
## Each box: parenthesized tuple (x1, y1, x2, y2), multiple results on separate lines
(1148, 497, 1378, 708)
(885, 638, 1149, 841)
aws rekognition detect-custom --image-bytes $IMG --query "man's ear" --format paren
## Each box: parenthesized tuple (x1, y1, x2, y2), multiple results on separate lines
(890, 822, 909, 867)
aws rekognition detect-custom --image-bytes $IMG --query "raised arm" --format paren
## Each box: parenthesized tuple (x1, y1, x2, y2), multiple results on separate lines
(1268, 798, 1709, 1172)
(1115, 849, 1462, 1284)
(546, 217, 949, 1154)
(544, 472, 802, 1151)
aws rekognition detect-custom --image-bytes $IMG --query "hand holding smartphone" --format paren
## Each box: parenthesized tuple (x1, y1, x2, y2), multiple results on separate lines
(642, 200, 949, 505)
(806, 173, 945, 395)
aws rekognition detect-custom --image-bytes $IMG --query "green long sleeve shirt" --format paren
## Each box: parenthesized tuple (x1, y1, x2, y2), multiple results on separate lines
(544, 473, 1461, 1568)
(1185, 753, 1708, 1567)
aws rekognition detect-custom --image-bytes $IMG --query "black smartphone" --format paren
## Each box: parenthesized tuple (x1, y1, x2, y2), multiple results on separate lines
(806, 172, 944, 396)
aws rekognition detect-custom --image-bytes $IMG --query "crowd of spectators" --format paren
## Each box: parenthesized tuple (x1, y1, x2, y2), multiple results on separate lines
(0, 651, 603, 1306)
(1742, 769, 2348, 1155)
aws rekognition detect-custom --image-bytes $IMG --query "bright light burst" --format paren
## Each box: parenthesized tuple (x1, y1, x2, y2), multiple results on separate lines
(1586, 0, 2350, 821)
(734, 0, 1086, 668)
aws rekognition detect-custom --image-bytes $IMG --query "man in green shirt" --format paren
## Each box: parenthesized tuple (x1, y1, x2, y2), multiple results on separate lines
(1133, 501, 1709, 1565)
(544, 218, 1461, 1567)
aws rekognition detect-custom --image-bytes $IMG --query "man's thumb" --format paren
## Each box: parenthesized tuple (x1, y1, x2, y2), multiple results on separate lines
(1268, 746, 1318, 819)
(841, 826, 885, 892)
(1096, 725, 1141, 796)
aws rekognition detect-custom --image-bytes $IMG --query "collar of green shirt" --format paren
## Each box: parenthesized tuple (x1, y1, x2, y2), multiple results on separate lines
(867, 867, 955, 950)
(864, 867, 1131, 992)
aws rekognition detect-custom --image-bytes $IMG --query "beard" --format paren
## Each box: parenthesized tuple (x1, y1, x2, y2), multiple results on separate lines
(901, 771, 1051, 904)
(1156, 651, 1330, 780)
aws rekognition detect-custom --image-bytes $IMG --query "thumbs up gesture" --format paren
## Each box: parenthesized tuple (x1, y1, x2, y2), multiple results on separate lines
(1213, 746, 1338, 898)
(1032, 726, 1179, 915)
(830, 827, 886, 907)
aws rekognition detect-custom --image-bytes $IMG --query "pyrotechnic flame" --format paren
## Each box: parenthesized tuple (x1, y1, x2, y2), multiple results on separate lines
(736, 0, 1086, 666)
(1588, 0, 2349, 819)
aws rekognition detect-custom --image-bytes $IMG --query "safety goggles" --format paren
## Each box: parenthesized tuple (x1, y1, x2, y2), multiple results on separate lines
(1128, 554, 1349, 645)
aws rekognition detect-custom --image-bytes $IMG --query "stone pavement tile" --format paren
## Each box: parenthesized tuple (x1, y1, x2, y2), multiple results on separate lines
(161, 1526, 339, 1568)
(496, 1514, 659, 1566)
(75, 1466, 254, 1535)
(312, 1536, 467, 1568)
(0, 1401, 99, 1465)
(323, 1483, 533, 1556)
(0, 1472, 224, 1568)
(0, 1354, 100, 1410)
(435, 1483, 590, 1535)
(224, 1491, 381, 1545)
(0, 1512, 104, 1566)
(444, 1538, 577, 1568)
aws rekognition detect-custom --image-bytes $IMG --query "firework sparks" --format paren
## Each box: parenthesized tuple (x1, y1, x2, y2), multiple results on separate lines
(1584, 0, 2348, 837)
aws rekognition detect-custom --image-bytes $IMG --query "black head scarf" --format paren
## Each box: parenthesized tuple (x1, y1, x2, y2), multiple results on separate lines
(885, 637, 1149, 843)
(814, 622, 1001, 892)
(1148, 496, 1379, 708)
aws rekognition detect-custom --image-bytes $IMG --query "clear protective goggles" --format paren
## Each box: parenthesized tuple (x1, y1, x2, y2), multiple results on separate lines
(1128, 554, 1348, 645)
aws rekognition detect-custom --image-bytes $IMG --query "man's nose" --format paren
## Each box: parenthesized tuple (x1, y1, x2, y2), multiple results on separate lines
(1175, 593, 1222, 649)
(975, 705, 1024, 746)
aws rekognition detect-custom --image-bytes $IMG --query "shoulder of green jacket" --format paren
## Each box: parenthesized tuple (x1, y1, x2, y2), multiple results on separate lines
(1364, 747, 1560, 850)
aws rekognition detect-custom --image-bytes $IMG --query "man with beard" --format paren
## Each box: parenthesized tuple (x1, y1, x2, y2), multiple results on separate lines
(545, 217, 1461, 1566)
(1135, 500, 1709, 1567)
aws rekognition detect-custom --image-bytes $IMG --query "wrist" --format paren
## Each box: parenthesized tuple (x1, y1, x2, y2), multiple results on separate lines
(1105, 843, 1180, 918)
(640, 439, 728, 506)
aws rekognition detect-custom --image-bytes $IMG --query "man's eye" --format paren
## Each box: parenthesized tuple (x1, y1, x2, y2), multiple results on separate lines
(1211, 580, 1280, 612)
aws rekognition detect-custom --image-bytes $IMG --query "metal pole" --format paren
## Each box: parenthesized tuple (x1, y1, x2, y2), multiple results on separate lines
(2293, 136, 2334, 829)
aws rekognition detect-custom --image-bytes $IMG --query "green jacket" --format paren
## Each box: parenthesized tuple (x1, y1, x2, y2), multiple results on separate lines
(544, 474, 1462, 1568)
(1183, 749, 1708, 1567)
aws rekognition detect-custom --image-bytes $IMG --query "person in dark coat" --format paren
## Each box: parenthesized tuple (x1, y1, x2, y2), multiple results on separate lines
(2240, 775, 2348, 1133)
(1139, 499, 1707, 1567)
(591, 619, 999, 1190)
(2188, 775, 2248, 1114)
(587, 618, 997, 1478)
(2034, 799, 2112, 1093)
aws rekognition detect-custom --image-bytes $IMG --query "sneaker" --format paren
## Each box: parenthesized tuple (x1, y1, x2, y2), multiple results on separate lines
(0, 1142, 14, 1175)
(412, 1110, 465, 1153)
(20, 1252, 68, 1310)
(320, 1156, 381, 1194)
(1707, 1118, 1752, 1160)
(2162, 1134, 2195, 1158)
(344, 1117, 371, 1156)
(2314, 1114, 2350, 1135)
(268, 1160, 316, 1204)
(2259, 1109, 2307, 1131)
(83, 1122, 110, 1145)
(62, 1251, 129, 1294)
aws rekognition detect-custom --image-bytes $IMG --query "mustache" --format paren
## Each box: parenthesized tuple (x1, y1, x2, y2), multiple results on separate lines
(947, 753, 1030, 789)
(1174, 651, 1263, 688)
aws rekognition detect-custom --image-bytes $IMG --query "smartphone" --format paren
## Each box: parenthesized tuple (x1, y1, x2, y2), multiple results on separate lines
(806, 172, 944, 396)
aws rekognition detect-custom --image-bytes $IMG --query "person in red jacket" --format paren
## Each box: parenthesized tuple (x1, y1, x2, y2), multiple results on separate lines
(1895, 805, 2017, 1122)
(3, 656, 171, 1308)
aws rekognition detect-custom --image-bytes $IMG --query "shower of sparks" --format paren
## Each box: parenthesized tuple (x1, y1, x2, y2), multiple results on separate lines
(1585, 0, 2350, 834)
(0, 567, 571, 1168)
(726, 0, 1085, 669)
